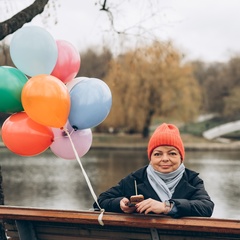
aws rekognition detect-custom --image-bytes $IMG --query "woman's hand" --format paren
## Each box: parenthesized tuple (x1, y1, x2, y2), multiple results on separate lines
(135, 198, 165, 214)
(120, 197, 136, 213)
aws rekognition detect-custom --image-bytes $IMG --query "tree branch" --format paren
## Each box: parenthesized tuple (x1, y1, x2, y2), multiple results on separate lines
(99, 0, 121, 34)
(99, 0, 108, 11)
(0, 0, 49, 41)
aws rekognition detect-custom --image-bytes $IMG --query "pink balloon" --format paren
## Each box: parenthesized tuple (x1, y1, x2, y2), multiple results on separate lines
(51, 40, 81, 84)
(50, 123, 92, 159)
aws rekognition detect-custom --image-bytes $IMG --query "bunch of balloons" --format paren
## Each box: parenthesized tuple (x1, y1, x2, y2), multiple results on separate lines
(0, 26, 112, 159)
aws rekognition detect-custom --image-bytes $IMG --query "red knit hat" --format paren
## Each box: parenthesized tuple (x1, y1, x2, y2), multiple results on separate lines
(147, 123, 185, 160)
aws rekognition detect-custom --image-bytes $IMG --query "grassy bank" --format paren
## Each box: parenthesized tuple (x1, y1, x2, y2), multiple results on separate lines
(91, 131, 221, 151)
(92, 132, 210, 145)
(91, 132, 240, 151)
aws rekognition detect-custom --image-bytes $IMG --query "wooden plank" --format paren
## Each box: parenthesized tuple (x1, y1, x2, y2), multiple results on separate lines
(0, 206, 240, 240)
(5, 219, 151, 240)
(18, 221, 232, 240)
(12, 221, 240, 240)
(34, 221, 151, 240)
(4, 220, 240, 240)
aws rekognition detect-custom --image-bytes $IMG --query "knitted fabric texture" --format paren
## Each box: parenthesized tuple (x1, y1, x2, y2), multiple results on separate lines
(147, 123, 185, 160)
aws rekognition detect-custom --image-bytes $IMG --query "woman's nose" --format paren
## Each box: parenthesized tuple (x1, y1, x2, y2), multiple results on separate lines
(161, 153, 170, 161)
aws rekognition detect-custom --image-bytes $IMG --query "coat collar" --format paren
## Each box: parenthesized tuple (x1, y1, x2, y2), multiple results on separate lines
(132, 165, 199, 200)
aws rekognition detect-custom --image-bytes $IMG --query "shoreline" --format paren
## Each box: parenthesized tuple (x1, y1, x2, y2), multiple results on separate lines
(1, 140, 240, 151)
(91, 142, 240, 151)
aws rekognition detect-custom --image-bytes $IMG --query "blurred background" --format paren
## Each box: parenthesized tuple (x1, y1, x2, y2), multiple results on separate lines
(1, 0, 240, 221)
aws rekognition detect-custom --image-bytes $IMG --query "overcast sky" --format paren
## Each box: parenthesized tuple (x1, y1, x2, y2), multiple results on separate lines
(3, 0, 240, 63)
(167, 0, 240, 62)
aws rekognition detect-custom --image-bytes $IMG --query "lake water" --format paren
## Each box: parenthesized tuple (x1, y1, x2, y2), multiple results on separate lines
(0, 148, 240, 219)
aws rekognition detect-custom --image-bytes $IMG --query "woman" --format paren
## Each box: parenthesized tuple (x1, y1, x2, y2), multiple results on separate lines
(93, 123, 214, 218)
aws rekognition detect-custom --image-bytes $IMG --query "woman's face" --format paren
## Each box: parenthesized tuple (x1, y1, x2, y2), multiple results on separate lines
(150, 145, 182, 173)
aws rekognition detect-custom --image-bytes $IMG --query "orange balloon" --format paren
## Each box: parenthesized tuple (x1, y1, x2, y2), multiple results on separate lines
(2, 112, 54, 156)
(21, 74, 70, 128)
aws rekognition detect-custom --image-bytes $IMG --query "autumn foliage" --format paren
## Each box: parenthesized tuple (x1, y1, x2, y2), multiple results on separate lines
(100, 41, 201, 137)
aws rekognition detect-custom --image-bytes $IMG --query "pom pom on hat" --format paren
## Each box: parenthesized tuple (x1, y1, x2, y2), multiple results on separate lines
(147, 123, 185, 160)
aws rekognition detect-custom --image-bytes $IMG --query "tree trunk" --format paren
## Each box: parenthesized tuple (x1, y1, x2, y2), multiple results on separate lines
(141, 109, 154, 138)
(0, 166, 6, 240)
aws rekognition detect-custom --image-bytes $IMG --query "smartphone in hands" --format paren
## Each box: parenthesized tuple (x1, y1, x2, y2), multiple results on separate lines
(126, 194, 144, 207)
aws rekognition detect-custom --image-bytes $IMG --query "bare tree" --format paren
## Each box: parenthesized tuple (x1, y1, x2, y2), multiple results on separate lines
(0, 0, 50, 41)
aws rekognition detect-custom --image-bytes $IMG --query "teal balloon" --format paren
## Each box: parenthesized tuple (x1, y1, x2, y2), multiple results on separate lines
(0, 66, 28, 113)
(69, 78, 112, 130)
(10, 26, 58, 77)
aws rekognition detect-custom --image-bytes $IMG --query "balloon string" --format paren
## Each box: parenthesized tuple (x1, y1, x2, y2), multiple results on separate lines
(63, 128, 105, 226)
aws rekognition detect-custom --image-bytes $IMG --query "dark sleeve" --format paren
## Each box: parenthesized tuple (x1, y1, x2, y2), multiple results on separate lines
(93, 175, 134, 213)
(170, 175, 214, 218)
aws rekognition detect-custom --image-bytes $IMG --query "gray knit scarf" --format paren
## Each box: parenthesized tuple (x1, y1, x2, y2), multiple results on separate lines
(147, 163, 185, 201)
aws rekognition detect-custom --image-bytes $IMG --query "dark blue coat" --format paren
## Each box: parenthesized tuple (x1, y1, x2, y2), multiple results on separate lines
(93, 165, 214, 218)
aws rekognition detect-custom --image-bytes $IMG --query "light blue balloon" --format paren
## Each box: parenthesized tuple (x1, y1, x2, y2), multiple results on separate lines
(69, 78, 112, 130)
(10, 26, 58, 77)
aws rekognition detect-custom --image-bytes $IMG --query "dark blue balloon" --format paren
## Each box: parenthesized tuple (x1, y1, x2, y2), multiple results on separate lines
(68, 78, 112, 130)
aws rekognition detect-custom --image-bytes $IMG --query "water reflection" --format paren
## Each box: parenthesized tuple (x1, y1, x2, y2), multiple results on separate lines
(0, 148, 239, 219)
(185, 151, 240, 219)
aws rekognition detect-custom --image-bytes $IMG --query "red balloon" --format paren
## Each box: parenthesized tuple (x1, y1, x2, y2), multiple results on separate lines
(2, 112, 54, 156)
(51, 40, 81, 84)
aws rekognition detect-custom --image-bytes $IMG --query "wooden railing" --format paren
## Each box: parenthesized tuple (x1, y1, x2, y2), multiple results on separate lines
(0, 206, 239, 240)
